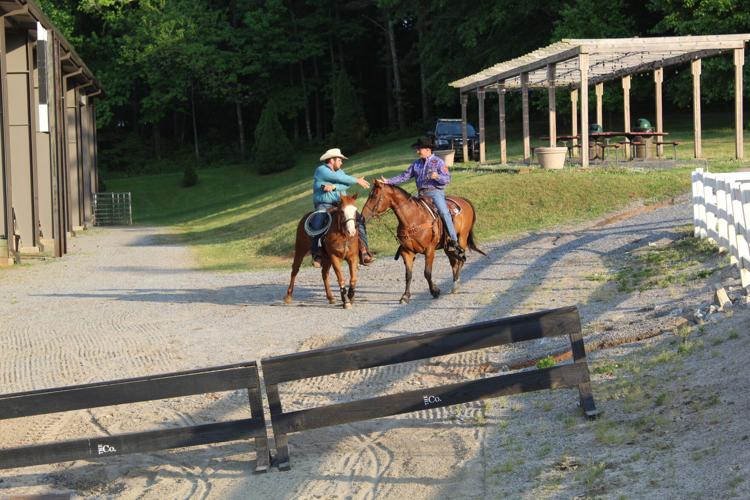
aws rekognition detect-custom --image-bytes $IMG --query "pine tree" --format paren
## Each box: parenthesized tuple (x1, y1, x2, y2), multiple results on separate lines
(253, 101, 295, 175)
(331, 68, 368, 154)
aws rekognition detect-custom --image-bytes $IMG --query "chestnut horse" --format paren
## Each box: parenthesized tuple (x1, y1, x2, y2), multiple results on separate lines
(284, 194, 360, 309)
(362, 180, 485, 304)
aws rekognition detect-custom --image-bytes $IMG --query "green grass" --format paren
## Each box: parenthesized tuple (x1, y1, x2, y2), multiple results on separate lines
(105, 116, 748, 271)
(613, 229, 721, 292)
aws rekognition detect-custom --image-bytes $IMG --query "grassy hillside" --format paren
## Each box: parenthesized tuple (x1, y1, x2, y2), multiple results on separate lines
(107, 120, 746, 272)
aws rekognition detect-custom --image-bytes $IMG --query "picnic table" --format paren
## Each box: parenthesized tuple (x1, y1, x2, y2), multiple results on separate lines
(542, 131, 673, 161)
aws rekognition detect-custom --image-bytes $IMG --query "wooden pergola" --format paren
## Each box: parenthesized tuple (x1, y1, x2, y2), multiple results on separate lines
(449, 35, 750, 167)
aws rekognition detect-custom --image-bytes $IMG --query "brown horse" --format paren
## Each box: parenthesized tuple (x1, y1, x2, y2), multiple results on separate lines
(362, 180, 485, 304)
(284, 194, 361, 309)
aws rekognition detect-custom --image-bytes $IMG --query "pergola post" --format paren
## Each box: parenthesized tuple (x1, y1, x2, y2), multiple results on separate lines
(521, 72, 530, 163)
(622, 76, 631, 160)
(547, 64, 556, 146)
(571, 89, 578, 158)
(579, 53, 589, 167)
(477, 88, 486, 163)
(595, 82, 603, 128)
(655, 67, 664, 158)
(460, 93, 468, 162)
(692, 59, 702, 159)
(497, 83, 507, 164)
(734, 47, 744, 160)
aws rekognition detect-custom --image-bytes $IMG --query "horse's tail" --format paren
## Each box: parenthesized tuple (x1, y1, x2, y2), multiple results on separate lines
(463, 198, 487, 257)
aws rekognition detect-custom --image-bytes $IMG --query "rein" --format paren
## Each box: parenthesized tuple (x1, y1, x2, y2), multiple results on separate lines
(365, 186, 433, 244)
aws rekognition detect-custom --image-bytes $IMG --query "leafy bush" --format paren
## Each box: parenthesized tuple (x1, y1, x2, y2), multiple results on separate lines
(182, 163, 198, 187)
(330, 68, 368, 154)
(536, 355, 556, 369)
(253, 101, 294, 175)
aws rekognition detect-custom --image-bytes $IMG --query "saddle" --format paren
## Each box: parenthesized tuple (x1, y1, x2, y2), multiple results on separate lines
(412, 195, 462, 247)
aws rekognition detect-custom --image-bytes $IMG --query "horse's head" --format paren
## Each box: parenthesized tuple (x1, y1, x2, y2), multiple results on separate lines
(362, 179, 390, 222)
(338, 194, 358, 237)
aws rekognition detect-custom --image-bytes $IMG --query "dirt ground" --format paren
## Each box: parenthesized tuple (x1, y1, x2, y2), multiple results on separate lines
(1, 195, 748, 499)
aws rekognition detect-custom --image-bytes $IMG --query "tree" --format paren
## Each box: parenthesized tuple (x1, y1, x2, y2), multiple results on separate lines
(253, 101, 295, 175)
(330, 68, 368, 154)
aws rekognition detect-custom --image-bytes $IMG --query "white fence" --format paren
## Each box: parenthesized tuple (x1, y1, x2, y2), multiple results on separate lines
(93, 192, 133, 226)
(692, 168, 750, 290)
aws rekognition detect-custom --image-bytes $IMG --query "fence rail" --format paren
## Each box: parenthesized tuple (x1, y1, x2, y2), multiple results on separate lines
(94, 192, 132, 226)
(0, 362, 270, 471)
(262, 306, 598, 470)
(692, 168, 750, 290)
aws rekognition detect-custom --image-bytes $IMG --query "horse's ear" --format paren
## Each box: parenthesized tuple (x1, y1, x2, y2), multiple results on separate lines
(352, 192, 358, 200)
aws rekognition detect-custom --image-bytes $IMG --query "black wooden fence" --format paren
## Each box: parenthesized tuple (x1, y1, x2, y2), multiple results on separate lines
(0, 361, 270, 471)
(1, 306, 598, 473)
(261, 305, 598, 470)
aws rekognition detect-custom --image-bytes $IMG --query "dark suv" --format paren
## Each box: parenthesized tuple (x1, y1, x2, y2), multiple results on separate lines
(428, 119, 480, 161)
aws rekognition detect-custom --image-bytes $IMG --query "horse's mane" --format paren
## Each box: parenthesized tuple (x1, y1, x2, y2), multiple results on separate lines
(383, 182, 413, 200)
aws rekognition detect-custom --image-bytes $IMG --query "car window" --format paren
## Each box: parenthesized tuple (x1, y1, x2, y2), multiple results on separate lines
(436, 122, 476, 136)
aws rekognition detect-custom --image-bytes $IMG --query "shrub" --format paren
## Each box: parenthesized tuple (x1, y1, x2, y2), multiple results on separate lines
(253, 101, 294, 175)
(182, 163, 198, 187)
(330, 68, 368, 154)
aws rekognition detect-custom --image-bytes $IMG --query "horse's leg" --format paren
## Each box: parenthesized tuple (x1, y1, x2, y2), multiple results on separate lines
(330, 256, 350, 309)
(400, 249, 415, 304)
(284, 233, 308, 304)
(346, 255, 357, 304)
(448, 253, 465, 293)
(424, 247, 440, 298)
(322, 260, 335, 304)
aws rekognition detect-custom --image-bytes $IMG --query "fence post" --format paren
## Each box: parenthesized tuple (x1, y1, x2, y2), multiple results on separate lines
(692, 169, 706, 238)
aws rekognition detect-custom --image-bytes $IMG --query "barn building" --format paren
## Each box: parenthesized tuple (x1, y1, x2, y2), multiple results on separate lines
(0, 0, 101, 265)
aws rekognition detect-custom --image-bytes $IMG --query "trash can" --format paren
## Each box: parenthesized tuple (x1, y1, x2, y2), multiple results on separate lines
(434, 149, 455, 167)
(632, 118, 655, 159)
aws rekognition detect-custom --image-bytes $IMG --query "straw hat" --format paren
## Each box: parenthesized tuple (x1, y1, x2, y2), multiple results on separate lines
(320, 148, 348, 162)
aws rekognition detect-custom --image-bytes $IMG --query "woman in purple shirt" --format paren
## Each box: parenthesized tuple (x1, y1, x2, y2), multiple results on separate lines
(380, 136, 465, 259)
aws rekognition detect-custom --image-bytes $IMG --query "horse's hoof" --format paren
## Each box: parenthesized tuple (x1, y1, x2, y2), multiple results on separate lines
(431, 289, 441, 298)
(452, 281, 461, 294)
(328, 298, 336, 304)
(399, 297, 410, 304)
(344, 303, 352, 310)
(283, 295, 292, 304)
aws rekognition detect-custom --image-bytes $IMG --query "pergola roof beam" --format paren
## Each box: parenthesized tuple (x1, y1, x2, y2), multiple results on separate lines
(452, 34, 750, 94)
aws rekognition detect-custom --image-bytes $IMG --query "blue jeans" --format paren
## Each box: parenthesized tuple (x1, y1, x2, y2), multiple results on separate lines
(422, 189, 458, 242)
(311, 203, 334, 257)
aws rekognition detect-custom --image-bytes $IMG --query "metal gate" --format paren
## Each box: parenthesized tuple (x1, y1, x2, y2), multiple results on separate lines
(94, 192, 132, 226)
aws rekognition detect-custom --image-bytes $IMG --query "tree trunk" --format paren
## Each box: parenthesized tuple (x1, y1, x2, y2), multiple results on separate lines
(152, 123, 161, 160)
(416, 9, 432, 123)
(236, 100, 245, 158)
(313, 57, 324, 139)
(384, 9, 405, 130)
(299, 62, 312, 142)
(190, 81, 200, 162)
(385, 55, 396, 129)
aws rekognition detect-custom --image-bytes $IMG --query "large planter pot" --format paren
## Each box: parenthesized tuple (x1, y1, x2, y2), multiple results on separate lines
(434, 149, 455, 167)
(535, 146, 567, 169)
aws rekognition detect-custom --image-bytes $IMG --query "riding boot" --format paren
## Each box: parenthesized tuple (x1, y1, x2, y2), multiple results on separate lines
(311, 237, 322, 268)
(359, 246, 375, 266)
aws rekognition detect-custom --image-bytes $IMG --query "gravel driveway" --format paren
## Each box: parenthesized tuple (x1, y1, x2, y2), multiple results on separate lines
(2, 194, 720, 498)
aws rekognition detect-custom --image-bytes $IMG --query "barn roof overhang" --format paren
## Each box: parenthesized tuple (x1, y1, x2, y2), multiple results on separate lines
(0, 0, 103, 96)
(450, 34, 750, 93)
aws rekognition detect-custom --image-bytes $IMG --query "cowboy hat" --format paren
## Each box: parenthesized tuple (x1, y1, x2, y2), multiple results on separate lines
(320, 148, 348, 162)
(411, 136, 435, 149)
